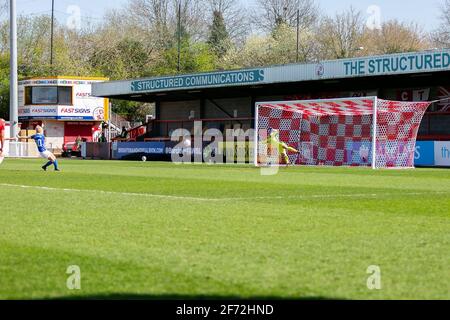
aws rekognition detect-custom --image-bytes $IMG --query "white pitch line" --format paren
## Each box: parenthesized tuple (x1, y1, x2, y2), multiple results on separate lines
(0, 183, 215, 202)
(0, 183, 447, 202)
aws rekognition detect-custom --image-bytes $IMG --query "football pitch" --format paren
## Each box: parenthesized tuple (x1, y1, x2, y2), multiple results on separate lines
(0, 159, 449, 300)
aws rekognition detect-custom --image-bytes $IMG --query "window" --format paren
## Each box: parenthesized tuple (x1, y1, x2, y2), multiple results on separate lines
(32, 87, 57, 104)
(58, 87, 72, 105)
(24, 86, 73, 105)
(25, 87, 32, 105)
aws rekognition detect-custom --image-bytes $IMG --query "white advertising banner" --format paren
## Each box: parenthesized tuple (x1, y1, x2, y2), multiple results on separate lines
(18, 78, 107, 121)
(434, 141, 450, 166)
(92, 49, 450, 97)
(58, 106, 104, 120)
(18, 106, 58, 119)
(66, 83, 106, 121)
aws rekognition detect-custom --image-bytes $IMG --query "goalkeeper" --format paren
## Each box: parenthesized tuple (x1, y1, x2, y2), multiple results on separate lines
(264, 128, 300, 165)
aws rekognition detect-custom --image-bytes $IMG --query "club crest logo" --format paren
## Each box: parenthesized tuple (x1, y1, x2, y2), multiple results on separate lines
(359, 145, 370, 163)
(316, 63, 325, 77)
(93, 107, 105, 121)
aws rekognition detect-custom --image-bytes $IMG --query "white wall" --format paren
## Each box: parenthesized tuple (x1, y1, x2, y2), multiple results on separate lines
(2, 124, 10, 154)
(43, 120, 64, 150)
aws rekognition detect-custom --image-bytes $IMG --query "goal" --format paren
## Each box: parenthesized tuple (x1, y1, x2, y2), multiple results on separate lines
(254, 97, 431, 169)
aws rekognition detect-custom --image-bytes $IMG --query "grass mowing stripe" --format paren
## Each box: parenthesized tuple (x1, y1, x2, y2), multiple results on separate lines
(1, 183, 447, 202)
(1, 160, 449, 299)
(228, 191, 450, 200)
(0, 183, 214, 202)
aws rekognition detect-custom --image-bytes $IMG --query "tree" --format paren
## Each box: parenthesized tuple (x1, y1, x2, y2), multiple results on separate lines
(253, 0, 318, 33)
(111, 99, 153, 122)
(126, 0, 207, 47)
(208, 10, 231, 58)
(220, 22, 316, 68)
(433, 0, 450, 47)
(154, 40, 216, 75)
(0, 14, 95, 77)
(90, 38, 151, 80)
(206, 0, 250, 44)
(221, 35, 275, 69)
(363, 20, 429, 55)
(172, 0, 208, 41)
(0, 53, 9, 119)
(0, 0, 6, 20)
(15, 15, 53, 75)
(316, 7, 365, 59)
(271, 22, 317, 63)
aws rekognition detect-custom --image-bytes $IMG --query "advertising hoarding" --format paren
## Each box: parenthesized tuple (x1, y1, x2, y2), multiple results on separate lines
(415, 141, 435, 166)
(18, 78, 108, 121)
(111, 141, 449, 167)
(92, 49, 450, 97)
(434, 141, 450, 166)
(112, 141, 253, 163)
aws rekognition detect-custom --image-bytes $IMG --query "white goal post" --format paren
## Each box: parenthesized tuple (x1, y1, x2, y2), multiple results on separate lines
(254, 97, 432, 169)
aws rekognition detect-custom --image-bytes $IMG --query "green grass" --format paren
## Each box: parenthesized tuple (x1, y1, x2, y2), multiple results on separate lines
(0, 158, 449, 300)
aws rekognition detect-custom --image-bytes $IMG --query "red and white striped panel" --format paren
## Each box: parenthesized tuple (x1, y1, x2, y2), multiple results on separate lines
(259, 98, 375, 117)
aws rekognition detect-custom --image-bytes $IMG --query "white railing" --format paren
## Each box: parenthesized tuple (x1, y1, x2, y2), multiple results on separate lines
(110, 111, 130, 130)
(7, 142, 39, 158)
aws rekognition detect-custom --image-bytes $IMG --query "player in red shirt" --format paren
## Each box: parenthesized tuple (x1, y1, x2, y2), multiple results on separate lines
(0, 118, 18, 165)
(0, 118, 5, 153)
(0, 118, 5, 163)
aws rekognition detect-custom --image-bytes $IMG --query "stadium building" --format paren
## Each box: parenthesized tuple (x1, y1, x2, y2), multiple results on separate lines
(17, 76, 110, 155)
(92, 49, 450, 166)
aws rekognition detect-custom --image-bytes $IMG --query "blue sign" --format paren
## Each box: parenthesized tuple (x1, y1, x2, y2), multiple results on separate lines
(131, 69, 265, 92)
(414, 141, 435, 166)
(57, 116, 98, 120)
(113, 141, 208, 160)
(114, 142, 166, 159)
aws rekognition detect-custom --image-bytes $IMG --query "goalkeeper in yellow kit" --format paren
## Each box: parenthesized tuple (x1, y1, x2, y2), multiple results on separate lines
(264, 128, 300, 165)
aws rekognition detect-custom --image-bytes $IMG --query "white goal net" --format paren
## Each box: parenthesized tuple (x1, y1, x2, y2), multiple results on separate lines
(255, 97, 431, 169)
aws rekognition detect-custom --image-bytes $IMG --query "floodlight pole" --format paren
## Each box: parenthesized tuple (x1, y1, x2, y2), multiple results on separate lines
(296, 9, 300, 63)
(177, 2, 181, 73)
(372, 97, 378, 170)
(50, 0, 55, 66)
(9, 0, 18, 139)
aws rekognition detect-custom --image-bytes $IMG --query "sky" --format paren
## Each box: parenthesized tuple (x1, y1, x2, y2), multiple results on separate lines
(14, 0, 446, 32)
